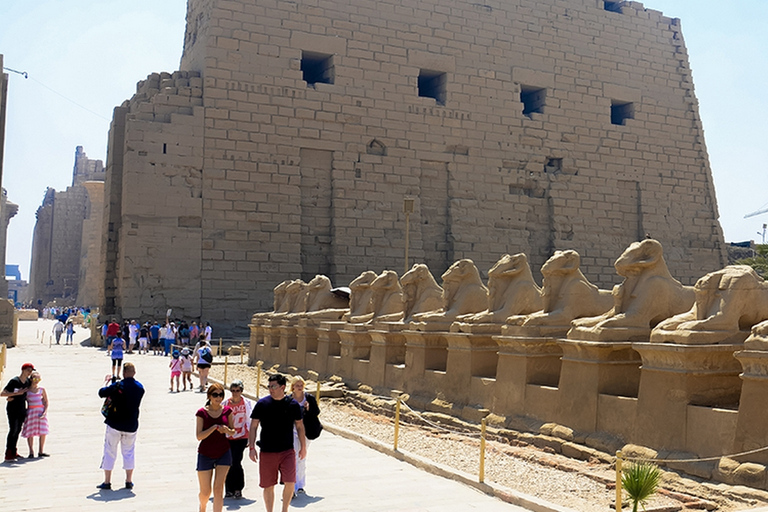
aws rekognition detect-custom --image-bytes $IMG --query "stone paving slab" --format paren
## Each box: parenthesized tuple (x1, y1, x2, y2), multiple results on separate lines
(0, 319, 531, 511)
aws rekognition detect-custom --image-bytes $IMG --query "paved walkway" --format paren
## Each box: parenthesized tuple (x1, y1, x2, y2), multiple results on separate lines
(0, 318, 533, 511)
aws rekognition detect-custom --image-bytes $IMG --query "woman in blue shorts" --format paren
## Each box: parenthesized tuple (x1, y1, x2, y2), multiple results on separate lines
(196, 383, 236, 512)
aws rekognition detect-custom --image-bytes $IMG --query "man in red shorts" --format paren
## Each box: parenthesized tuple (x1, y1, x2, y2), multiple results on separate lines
(248, 374, 306, 512)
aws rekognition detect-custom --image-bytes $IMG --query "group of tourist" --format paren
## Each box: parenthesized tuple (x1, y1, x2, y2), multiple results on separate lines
(2, 363, 50, 461)
(195, 373, 321, 512)
(93, 356, 321, 512)
(102, 318, 213, 357)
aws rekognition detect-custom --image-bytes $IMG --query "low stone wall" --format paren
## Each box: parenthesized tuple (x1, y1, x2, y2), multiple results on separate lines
(249, 316, 768, 490)
(17, 310, 38, 321)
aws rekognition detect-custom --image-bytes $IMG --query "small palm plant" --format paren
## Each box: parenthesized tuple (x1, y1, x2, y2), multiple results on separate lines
(621, 462, 662, 512)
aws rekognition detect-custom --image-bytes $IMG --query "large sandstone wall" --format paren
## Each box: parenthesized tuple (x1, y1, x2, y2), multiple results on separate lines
(101, 71, 205, 320)
(77, 181, 104, 307)
(105, 0, 726, 333)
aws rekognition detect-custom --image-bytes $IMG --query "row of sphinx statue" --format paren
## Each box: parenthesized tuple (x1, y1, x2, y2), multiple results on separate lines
(252, 239, 768, 346)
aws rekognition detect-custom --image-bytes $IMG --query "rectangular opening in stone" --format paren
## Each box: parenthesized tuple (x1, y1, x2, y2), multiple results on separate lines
(604, 1, 623, 13)
(611, 100, 634, 125)
(301, 51, 334, 86)
(418, 69, 447, 105)
(520, 85, 546, 118)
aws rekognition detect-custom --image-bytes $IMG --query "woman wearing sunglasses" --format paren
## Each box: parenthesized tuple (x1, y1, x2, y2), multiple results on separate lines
(196, 383, 236, 512)
(222, 380, 253, 499)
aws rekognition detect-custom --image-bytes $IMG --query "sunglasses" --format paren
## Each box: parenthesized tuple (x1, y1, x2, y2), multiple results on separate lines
(210, 392, 225, 398)
(230, 388, 242, 392)
(268, 384, 281, 389)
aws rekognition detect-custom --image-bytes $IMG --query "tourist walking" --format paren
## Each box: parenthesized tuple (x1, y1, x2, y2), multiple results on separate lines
(170, 350, 182, 392)
(138, 323, 149, 355)
(52, 319, 64, 344)
(196, 383, 236, 512)
(195, 340, 213, 392)
(190, 321, 200, 346)
(97, 362, 145, 490)
(1, 362, 34, 461)
(248, 374, 307, 512)
(163, 322, 176, 356)
(222, 380, 252, 499)
(65, 320, 75, 345)
(289, 376, 322, 496)
(108, 334, 125, 379)
(180, 347, 194, 391)
(21, 371, 49, 458)
(106, 319, 120, 345)
(128, 320, 139, 353)
(150, 321, 161, 355)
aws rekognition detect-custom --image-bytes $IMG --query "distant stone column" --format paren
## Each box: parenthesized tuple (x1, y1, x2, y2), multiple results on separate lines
(0, 191, 18, 299)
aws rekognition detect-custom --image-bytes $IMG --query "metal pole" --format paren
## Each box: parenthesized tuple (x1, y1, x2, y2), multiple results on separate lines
(240, 341, 244, 364)
(394, 395, 401, 451)
(479, 418, 486, 483)
(616, 450, 623, 511)
(224, 356, 228, 387)
(403, 197, 414, 274)
(316, 380, 321, 402)
(219, 337, 223, 358)
(404, 211, 410, 274)
(256, 362, 262, 399)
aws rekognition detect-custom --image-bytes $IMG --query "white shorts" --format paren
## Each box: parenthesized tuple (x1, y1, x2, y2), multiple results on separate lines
(138, 337, 148, 348)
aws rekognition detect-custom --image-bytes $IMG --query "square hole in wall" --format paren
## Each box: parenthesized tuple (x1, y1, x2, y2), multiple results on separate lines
(604, 1, 623, 13)
(301, 51, 334, 86)
(520, 85, 546, 118)
(611, 100, 634, 125)
(418, 69, 447, 105)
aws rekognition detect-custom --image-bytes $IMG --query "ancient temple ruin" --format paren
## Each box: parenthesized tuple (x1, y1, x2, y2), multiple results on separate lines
(101, 0, 726, 332)
(29, 146, 104, 306)
(250, 240, 768, 489)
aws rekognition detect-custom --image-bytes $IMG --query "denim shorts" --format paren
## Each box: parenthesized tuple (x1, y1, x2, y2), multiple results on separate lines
(196, 449, 233, 471)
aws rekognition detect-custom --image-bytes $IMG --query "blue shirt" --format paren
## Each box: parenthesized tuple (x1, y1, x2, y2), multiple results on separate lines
(99, 377, 145, 432)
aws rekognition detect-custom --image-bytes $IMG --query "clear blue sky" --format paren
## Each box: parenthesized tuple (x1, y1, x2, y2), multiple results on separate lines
(1, 1, 767, 281)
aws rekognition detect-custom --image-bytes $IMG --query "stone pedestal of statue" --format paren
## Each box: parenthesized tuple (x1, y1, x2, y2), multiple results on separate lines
(734, 336, 768, 463)
(262, 317, 283, 366)
(493, 325, 564, 420)
(556, 337, 641, 433)
(368, 322, 407, 391)
(275, 320, 298, 367)
(248, 320, 265, 365)
(443, 323, 499, 408)
(403, 330, 448, 397)
(291, 318, 323, 369)
(314, 321, 345, 376)
(339, 323, 372, 384)
(632, 340, 743, 452)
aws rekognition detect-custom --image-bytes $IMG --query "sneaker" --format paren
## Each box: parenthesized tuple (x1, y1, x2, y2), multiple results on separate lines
(38, 453, 50, 458)
(225, 491, 234, 498)
(297, 488, 305, 495)
(96, 482, 112, 490)
(125, 481, 134, 490)
(234, 490, 242, 499)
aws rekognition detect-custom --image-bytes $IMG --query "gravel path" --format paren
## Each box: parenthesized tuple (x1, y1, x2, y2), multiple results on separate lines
(211, 363, 768, 512)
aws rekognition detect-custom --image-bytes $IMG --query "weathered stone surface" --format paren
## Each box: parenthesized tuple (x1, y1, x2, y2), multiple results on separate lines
(652, 266, 768, 345)
(569, 240, 695, 342)
(455, 253, 542, 326)
(507, 250, 612, 334)
(100, 1, 726, 334)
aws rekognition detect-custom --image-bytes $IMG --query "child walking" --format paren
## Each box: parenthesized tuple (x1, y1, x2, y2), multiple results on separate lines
(22, 371, 50, 458)
(180, 347, 194, 391)
(170, 350, 182, 392)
